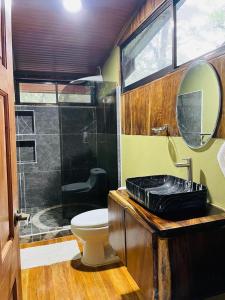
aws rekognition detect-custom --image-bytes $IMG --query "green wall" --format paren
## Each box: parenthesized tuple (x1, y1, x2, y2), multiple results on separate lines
(102, 47, 225, 210)
(102, 47, 120, 84)
(122, 135, 225, 209)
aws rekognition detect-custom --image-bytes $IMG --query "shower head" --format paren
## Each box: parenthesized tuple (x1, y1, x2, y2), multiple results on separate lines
(70, 75, 103, 85)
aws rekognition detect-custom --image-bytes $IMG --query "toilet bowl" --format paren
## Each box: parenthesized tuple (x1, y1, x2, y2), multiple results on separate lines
(71, 208, 120, 267)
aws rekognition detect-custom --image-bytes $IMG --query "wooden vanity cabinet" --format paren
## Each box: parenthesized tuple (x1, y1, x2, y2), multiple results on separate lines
(108, 194, 126, 265)
(125, 210, 156, 299)
(108, 194, 157, 299)
(108, 190, 225, 300)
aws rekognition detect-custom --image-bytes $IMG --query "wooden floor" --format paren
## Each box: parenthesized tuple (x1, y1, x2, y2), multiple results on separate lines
(20, 236, 143, 300)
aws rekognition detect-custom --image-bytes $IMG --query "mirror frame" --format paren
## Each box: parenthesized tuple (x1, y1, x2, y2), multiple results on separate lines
(176, 60, 221, 150)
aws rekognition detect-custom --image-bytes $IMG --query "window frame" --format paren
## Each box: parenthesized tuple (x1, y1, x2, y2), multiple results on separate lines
(15, 80, 96, 106)
(121, 0, 225, 92)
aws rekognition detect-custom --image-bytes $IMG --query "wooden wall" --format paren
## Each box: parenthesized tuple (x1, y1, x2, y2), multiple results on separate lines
(121, 0, 165, 42)
(121, 1, 225, 138)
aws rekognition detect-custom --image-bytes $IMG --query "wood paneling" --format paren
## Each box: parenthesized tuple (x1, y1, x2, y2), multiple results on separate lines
(157, 238, 171, 300)
(12, 0, 142, 78)
(168, 228, 225, 299)
(121, 0, 165, 43)
(122, 53, 225, 137)
(109, 190, 225, 237)
(20, 236, 144, 300)
(125, 210, 156, 300)
(108, 196, 126, 265)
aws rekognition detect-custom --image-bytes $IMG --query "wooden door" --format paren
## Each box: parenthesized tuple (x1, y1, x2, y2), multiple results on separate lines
(0, 0, 22, 299)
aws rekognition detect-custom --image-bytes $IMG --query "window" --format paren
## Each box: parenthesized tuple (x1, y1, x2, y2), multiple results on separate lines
(121, 0, 225, 91)
(176, 0, 225, 66)
(58, 84, 92, 104)
(122, 4, 173, 90)
(17, 82, 94, 105)
(19, 83, 57, 104)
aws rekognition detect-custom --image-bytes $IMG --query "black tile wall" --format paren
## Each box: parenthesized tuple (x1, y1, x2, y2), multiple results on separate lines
(95, 82, 118, 190)
(61, 134, 97, 170)
(16, 110, 35, 134)
(59, 106, 96, 134)
(60, 106, 98, 186)
(16, 140, 36, 163)
(17, 105, 60, 134)
(16, 105, 61, 210)
(24, 171, 62, 208)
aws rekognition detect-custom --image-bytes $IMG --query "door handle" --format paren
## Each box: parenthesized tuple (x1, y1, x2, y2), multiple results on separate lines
(14, 211, 30, 225)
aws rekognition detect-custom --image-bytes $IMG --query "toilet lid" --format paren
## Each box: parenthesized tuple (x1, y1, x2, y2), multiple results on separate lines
(71, 208, 108, 228)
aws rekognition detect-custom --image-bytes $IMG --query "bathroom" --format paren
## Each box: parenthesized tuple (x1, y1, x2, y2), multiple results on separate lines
(1, 0, 225, 299)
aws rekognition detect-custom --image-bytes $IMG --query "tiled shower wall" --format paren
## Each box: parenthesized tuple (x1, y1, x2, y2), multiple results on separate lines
(16, 105, 98, 211)
(96, 83, 118, 190)
(60, 106, 97, 186)
(16, 105, 62, 210)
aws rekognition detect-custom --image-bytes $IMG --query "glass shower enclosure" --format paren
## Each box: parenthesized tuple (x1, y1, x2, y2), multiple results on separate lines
(15, 80, 118, 242)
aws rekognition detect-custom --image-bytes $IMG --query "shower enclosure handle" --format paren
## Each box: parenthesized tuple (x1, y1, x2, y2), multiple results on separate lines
(14, 210, 31, 225)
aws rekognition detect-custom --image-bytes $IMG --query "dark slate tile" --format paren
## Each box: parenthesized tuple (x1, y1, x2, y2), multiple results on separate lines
(59, 106, 96, 134)
(61, 133, 97, 171)
(96, 102, 117, 134)
(22, 134, 61, 173)
(29, 106, 60, 135)
(16, 140, 36, 163)
(24, 171, 62, 208)
(96, 82, 117, 134)
(15, 110, 35, 135)
(97, 133, 118, 190)
(36, 134, 61, 171)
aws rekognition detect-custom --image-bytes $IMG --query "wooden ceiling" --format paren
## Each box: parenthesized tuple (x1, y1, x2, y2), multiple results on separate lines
(12, 0, 143, 80)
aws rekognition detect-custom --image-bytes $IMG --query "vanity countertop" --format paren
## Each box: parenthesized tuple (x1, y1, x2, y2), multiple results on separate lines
(109, 189, 225, 237)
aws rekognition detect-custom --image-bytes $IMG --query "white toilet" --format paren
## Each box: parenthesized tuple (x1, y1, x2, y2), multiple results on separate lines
(71, 208, 120, 267)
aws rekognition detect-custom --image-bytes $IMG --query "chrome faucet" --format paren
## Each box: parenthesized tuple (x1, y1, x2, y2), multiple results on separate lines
(175, 158, 192, 182)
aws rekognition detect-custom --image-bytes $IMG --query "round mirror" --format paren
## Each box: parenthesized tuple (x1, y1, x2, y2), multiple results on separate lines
(176, 60, 221, 149)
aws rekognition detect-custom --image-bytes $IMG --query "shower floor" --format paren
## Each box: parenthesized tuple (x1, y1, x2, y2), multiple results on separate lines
(19, 203, 101, 243)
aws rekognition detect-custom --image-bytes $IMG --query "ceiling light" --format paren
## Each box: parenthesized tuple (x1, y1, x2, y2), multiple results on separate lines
(63, 0, 82, 13)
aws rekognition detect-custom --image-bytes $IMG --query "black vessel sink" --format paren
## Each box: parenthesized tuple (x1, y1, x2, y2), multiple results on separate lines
(126, 175, 207, 216)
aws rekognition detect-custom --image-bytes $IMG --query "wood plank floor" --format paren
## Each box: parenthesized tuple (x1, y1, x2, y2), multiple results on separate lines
(20, 236, 143, 300)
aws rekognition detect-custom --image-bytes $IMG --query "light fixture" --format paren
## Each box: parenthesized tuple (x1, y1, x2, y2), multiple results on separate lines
(62, 0, 82, 13)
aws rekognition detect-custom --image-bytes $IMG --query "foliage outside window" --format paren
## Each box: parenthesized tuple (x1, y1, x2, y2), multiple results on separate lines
(121, 0, 225, 91)
(19, 83, 57, 103)
(176, 0, 225, 66)
(122, 5, 173, 89)
(18, 82, 93, 104)
(58, 84, 92, 103)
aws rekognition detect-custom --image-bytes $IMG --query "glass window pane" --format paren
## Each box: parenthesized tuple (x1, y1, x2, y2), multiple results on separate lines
(19, 83, 57, 103)
(58, 84, 92, 104)
(176, 0, 225, 66)
(122, 6, 173, 88)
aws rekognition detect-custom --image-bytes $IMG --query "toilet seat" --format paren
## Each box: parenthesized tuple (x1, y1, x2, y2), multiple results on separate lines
(71, 208, 120, 267)
(71, 208, 108, 228)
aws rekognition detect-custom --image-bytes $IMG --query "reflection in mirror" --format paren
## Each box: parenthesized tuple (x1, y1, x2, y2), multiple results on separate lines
(176, 61, 221, 149)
